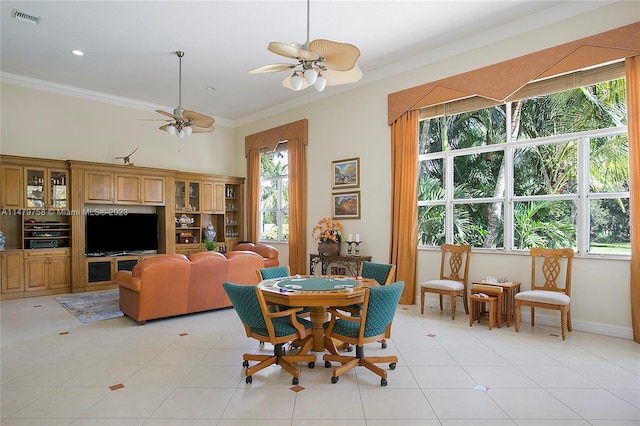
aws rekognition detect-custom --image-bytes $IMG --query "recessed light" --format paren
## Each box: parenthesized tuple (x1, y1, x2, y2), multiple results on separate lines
(71, 50, 84, 56)
(207, 87, 216, 91)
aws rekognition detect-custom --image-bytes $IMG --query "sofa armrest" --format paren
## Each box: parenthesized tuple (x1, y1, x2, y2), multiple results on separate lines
(114, 270, 141, 292)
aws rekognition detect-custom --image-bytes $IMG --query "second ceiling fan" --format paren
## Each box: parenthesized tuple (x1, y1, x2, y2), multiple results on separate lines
(249, 0, 362, 92)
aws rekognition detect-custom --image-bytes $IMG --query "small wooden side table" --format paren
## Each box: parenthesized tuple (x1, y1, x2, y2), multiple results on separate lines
(469, 293, 500, 329)
(471, 281, 521, 327)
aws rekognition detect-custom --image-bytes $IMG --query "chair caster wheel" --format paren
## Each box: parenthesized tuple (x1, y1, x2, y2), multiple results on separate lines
(292, 377, 299, 385)
(380, 378, 387, 386)
(242, 360, 249, 367)
(325, 360, 332, 368)
(331, 376, 339, 384)
(389, 363, 396, 370)
(308, 361, 315, 369)
(246, 376, 252, 384)
(381, 342, 387, 349)
(345, 345, 353, 352)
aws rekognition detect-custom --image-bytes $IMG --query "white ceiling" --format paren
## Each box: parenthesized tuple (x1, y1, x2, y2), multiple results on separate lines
(0, 1, 616, 126)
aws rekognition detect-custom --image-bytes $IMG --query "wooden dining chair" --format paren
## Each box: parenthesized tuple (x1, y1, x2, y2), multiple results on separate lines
(222, 281, 316, 385)
(323, 281, 404, 386)
(420, 244, 471, 320)
(515, 247, 574, 340)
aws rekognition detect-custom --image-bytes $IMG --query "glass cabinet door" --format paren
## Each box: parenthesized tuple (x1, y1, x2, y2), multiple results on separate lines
(49, 170, 68, 209)
(175, 180, 186, 211)
(188, 181, 200, 212)
(25, 168, 46, 208)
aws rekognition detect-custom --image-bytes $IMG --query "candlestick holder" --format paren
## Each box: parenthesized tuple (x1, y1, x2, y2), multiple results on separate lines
(354, 241, 362, 257)
(346, 241, 354, 256)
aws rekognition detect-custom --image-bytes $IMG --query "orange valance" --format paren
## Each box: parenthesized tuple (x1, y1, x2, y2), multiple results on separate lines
(388, 22, 640, 125)
(244, 119, 308, 157)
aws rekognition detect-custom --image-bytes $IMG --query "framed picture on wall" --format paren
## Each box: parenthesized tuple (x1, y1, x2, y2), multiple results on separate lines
(331, 157, 360, 189)
(332, 191, 361, 219)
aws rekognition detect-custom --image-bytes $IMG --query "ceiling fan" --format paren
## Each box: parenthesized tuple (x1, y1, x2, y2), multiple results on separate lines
(155, 51, 215, 138)
(249, 0, 362, 92)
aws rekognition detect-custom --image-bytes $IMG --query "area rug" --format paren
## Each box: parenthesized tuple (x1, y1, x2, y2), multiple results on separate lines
(55, 290, 123, 323)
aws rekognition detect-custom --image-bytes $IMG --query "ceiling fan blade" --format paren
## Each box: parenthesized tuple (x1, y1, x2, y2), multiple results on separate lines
(182, 110, 215, 128)
(309, 39, 361, 71)
(323, 63, 363, 86)
(268, 41, 319, 61)
(281, 74, 310, 91)
(249, 63, 298, 73)
(155, 109, 183, 120)
(192, 124, 215, 133)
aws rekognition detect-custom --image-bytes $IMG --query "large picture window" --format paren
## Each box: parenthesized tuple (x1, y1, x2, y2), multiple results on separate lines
(418, 64, 629, 256)
(259, 147, 289, 242)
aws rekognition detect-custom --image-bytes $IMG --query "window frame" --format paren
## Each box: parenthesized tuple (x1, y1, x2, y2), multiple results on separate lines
(258, 146, 289, 243)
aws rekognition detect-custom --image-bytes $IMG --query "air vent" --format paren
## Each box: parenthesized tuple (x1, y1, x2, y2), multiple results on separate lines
(11, 8, 41, 24)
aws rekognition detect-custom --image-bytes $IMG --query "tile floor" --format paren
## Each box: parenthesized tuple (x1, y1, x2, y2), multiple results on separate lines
(1, 294, 639, 425)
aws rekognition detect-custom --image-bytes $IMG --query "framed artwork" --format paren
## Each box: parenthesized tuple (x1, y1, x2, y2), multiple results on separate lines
(332, 191, 361, 220)
(332, 157, 360, 189)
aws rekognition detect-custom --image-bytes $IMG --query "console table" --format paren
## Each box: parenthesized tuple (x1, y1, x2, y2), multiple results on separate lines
(309, 254, 372, 277)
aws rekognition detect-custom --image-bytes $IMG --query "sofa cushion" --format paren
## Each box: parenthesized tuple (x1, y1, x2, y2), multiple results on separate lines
(225, 251, 265, 285)
(187, 251, 230, 311)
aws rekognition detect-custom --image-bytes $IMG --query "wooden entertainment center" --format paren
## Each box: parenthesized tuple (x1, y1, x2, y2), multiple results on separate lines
(0, 155, 244, 299)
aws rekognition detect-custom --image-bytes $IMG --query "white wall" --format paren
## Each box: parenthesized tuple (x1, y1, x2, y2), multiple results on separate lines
(0, 83, 239, 176)
(235, 4, 638, 339)
(1, 2, 636, 339)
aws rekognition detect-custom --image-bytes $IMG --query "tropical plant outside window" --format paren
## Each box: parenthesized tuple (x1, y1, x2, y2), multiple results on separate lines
(418, 73, 629, 255)
(259, 147, 289, 242)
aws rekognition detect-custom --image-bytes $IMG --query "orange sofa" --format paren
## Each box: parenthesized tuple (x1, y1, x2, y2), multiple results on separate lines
(115, 251, 265, 324)
(232, 242, 279, 267)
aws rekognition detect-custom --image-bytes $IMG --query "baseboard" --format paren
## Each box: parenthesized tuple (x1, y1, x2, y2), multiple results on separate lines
(517, 311, 634, 340)
(417, 295, 634, 340)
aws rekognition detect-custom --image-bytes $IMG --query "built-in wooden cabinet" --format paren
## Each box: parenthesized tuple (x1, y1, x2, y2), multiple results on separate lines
(202, 181, 225, 214)
(1, 155, 244, 298)
(23, 248, 70, 294)
(0, 165, 23, 209)
(224, 183, 243, 250)
(115, 174, 165, 205)
(85, 171, 114, 204)
(1, 250, 24, 295)
(86, 171, 165, 206)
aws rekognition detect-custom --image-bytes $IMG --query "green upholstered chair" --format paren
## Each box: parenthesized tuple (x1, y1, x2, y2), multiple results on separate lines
(359, 261, 396, 285)
(322, 281, 404, 386)
(344, 261, 396, 349)
(222, 281, 316, 385)
(256, 265, 291, 281)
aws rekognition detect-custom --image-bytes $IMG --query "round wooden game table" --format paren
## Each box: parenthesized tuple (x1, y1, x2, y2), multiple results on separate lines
(258, 276, 378, 352)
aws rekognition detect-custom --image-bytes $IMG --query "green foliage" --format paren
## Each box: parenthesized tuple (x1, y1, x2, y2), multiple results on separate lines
(417, 78, 627, 249)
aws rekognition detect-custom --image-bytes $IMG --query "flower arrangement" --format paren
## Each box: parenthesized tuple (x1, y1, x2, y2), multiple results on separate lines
(312, 217, 344, 243)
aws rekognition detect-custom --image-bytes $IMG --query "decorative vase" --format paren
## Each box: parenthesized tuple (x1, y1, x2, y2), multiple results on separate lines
(204, 222, 216, 242)
(0, 230, 5, 250)
(318, 241, 340, 256)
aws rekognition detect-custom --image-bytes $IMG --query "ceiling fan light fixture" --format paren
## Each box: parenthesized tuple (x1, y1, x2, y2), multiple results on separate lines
(183, 126, 193, 137)
(304, 68, 318, 85)
(290, 72, 304, 91)
(314, 74, 326, 92)
(178, 129, 186, 138)
(166, 125, 176, 136)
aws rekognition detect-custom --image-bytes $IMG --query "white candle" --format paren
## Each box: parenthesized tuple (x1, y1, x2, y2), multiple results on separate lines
(355, 234, 360, 242)
(348, 234, 353, 242)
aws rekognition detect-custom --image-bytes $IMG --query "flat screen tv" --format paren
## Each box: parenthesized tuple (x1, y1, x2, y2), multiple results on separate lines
(85, 213, 158, 255)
